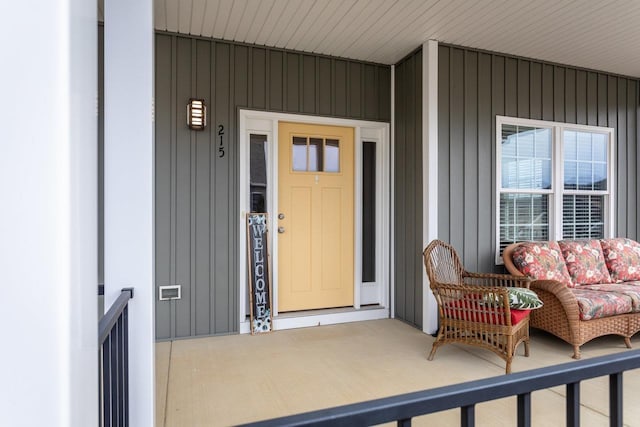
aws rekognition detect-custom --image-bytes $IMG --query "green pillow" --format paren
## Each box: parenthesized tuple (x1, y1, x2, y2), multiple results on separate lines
(507, 287, 543, 309)
(484, 287, 543, 310)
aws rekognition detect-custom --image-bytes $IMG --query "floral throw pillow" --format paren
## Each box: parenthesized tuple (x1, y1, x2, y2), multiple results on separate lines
(599, 238, 640, 282)
(558, 240, 612, 285)
(511, 241, 574, 287)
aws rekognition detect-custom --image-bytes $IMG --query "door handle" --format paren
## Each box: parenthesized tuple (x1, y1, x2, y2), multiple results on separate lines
(278, 226, 285, 234)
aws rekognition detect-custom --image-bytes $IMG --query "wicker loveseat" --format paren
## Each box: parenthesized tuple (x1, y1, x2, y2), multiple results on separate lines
(503, 238, 640, 359)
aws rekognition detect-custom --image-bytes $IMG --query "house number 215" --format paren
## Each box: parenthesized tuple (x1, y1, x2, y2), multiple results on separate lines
(218, 125, 225, 158)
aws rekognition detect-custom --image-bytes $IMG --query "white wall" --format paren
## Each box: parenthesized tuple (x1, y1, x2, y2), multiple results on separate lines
(0, 0, 98, 425)
(104, 0, 155, 425)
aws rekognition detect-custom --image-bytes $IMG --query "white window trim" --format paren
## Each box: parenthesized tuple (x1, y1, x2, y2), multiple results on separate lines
(238, 109, 391, 333)
(495, 115, 615, 264)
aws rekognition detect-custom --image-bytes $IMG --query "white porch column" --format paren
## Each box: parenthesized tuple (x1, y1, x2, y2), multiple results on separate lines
(0, 1, 97, 426)
(104, 1, 155, 426)
(422, 40, 439, 334)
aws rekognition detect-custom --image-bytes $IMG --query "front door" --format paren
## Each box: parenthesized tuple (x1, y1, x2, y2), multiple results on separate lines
(277, 122, 354, 312)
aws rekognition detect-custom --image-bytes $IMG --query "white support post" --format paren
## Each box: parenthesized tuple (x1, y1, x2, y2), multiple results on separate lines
(105, 1, 155, 426)
(390, 65, 396, 319)
(0, 1, 98, 425)
(422, 40, 439, 334)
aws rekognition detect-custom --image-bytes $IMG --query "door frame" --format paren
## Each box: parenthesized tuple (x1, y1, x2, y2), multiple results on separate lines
(238, 109, 390, 333)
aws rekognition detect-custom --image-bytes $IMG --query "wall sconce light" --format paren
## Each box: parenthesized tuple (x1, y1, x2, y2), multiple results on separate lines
(187, 98, 207, 130)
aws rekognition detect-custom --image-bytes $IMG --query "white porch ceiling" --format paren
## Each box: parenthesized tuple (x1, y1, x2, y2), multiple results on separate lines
(100, 0, 640, 78)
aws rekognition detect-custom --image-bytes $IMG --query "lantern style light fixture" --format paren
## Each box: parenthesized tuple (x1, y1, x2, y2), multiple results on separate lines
(187, 98, 207, 130)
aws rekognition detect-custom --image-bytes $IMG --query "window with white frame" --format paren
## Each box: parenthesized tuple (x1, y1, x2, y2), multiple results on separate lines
(496, 116, 614, 263)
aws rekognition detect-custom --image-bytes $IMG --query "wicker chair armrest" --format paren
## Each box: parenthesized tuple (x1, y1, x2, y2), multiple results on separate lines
(432, 283, 516, 325)
(530, 280, 580, 320)
(463, 272, 532, 289)
(432, 283, 512, 299)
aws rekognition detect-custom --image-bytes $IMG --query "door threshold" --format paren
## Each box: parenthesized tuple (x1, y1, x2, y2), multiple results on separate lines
(239, 305, 389, 334)
(278, 305, 383, 318)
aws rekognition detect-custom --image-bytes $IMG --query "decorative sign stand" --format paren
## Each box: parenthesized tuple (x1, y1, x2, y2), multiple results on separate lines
(246, 213, 273, 334)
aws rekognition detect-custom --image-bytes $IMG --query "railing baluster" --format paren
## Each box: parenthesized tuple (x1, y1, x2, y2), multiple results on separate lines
(123, 306, 129, 427)
(99, 347, 104, 425)
(117, 315, 124, 427)
(461, 404, 475, 427)
(103, 334, 112, 427)
(609, 373, 622, 427)
(112, 319, 120, 425)
(99, 288, 133, 427)
(517, 393, 531, 427)
(566, 382, 580, 426)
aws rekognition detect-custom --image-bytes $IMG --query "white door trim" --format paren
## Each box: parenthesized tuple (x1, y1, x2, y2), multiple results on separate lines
(239, 110, 390, 333)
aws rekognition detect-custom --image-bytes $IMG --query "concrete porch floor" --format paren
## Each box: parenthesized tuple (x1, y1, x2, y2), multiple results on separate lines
(156, 319, 640, 426)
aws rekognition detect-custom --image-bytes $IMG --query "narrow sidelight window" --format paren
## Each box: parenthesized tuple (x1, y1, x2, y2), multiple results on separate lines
(362, 141, 376, 282)
(250, 134, 268, 212)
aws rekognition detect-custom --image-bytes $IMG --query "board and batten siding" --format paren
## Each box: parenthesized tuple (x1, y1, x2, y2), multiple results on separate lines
(154, 33, 391, 339)
(393, 49, 423, 328)
(438, 44, 640, 274)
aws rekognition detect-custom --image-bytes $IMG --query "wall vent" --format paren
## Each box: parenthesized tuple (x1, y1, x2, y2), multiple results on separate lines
(159, 285, 181, 301)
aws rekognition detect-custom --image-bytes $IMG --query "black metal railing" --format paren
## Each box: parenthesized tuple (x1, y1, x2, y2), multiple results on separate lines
(243, 349, 640, 427)
(99, 287, 134, 427)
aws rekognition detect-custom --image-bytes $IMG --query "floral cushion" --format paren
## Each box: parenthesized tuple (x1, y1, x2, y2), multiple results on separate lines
(558, 240, 612, 285)
(599, 238, 640, 282)
(581, 282, 640, 312)
(570, 288, 633, 320)
(511, 241, 573, 287)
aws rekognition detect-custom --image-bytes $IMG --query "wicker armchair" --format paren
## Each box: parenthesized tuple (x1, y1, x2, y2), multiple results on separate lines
(423, 240, 533, 374)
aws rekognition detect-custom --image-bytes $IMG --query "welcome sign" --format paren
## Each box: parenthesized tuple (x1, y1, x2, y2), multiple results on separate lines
(246, 213, 273, 334)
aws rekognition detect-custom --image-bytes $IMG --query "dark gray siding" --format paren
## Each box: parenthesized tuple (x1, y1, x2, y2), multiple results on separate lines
(393, 49, 423, 328)
(155, 33, 391, 339)
(438, 44, 640, 273)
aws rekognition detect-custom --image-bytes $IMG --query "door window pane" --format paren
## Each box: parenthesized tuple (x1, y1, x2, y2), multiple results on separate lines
(325, 139, 340, 172)
(308, 138, 323, 172)
(292, 136, 307, 171)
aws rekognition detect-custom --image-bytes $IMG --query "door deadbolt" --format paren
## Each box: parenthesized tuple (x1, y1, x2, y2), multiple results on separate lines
(278, 213, 285, 220)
